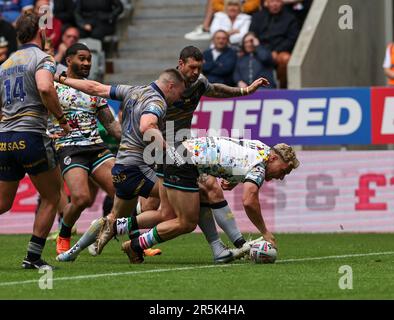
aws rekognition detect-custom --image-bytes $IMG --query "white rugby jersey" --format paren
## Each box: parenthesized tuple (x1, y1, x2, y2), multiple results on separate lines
(183, 137, 271, 187)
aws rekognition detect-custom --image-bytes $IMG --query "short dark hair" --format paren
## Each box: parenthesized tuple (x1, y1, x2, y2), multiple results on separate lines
(15, 13, 40, 44)
(65, 43, 91, 58)
(160, 68, 186, 85)
(179, 46, 203, 63)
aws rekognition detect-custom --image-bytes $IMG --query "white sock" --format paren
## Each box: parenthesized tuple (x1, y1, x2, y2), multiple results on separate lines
(116, 217, 130, 235)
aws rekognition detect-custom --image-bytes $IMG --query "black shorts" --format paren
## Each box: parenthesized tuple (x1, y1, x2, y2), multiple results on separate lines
(58, 143, 114, 176)
(155, 164, 164, 177)
(0, 131, 58, 181)
(163, 162, 200, 192)
(112, 163, 157, 200)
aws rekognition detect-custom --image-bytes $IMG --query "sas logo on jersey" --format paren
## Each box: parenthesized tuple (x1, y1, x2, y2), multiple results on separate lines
(64, 156, 72, 166)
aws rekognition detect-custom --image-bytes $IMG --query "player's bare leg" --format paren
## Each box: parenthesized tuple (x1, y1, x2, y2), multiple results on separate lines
(57, 168, 91, 254)
(122, 187, 200, 264)
(46, 182, 71, 241)
(91, 159, 116, 198)
(139, 195, 160, 213)
(95, 181, 162, 254)
(23, 166, 62, 269)
(0, 181, 19, 215)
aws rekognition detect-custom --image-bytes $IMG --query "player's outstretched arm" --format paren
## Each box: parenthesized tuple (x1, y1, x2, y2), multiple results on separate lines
(97, 107, 121, 141)
(204, 77, 270, 98)
(242, 181, 276, 247)
(55, 73, 111, 98)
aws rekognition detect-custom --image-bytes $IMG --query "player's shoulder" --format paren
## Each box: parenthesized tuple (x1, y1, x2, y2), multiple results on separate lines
(26, 46, 51, 61)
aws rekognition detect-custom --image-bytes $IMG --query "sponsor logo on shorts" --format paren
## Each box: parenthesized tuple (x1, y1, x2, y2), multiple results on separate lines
(168, 175, 180, 183)
(64, 156, 72, 166)
(0, 140, 26, 151)
(112, 173, 127, 183)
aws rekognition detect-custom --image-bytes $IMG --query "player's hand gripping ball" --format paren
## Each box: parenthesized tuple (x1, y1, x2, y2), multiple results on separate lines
(250, 240, 277, 264)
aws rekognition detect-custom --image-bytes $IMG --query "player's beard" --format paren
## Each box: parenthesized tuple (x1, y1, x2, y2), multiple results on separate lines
(71, 63, 90, 79)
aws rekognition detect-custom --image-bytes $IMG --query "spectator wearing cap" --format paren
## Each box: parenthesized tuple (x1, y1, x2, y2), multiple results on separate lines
(203, 30, 237, 85)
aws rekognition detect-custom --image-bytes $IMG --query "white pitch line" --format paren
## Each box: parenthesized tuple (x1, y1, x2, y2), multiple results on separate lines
(1, 251, 393, 287)
(276, 251, 394, 263)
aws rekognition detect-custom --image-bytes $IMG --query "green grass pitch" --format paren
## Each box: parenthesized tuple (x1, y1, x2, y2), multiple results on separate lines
(0, 233, 393, 300)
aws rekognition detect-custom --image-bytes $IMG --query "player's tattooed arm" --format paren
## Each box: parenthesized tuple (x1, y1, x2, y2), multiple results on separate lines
(205, 83, 244, 98)
(204, 77, 270, 98)
(97, 107, 121, 141)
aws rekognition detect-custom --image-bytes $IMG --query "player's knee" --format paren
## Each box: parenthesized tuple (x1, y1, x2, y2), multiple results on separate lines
(72, 194, 92, 210)
(160, 206, 175, 221)
(206, 180, 224, 202)
(179, 219, 198, 234)
(141, 198, 160, 212)
(40, 189, 61, 206)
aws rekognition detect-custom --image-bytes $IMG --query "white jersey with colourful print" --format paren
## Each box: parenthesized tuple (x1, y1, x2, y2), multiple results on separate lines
(183, 137, 271, 187)
(48, 82, 108, 149)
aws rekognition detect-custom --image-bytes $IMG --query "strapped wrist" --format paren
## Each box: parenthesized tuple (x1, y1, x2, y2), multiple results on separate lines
(60, 75, 67, 84)
(56, 114, 67, 124)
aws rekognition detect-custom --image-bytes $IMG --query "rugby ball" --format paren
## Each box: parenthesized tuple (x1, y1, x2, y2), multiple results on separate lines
(250, 240, 277, 264)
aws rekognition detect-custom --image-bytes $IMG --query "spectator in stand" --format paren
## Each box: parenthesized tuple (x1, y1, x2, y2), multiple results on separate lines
(383, 42, 394, 86)
(34, 0, 63, 50)
(53, 0, 76, 27)
(74, 0, 123, 41)
(233, 32, 276, 89)
(54, 25, 80, 66)
(185, 0, 259, 41)
(210, 0, 251, 48)
(283, 0, 313, 29)
(0, 36, 9, 64)
(250, 0, 299, 88)
(0, 15, 17, 57)
(203, 30, 237, 86)
(0, 0, 34, 25)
